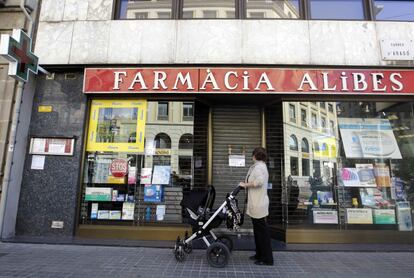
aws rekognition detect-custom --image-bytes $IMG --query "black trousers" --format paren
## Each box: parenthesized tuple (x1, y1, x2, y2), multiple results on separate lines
(252, 217, 274, 264)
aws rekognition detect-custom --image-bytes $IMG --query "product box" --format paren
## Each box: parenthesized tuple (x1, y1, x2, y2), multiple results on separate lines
(85, 187, 112, 201)
(91, 203, 98, 219)
(112, 190, 118, 201)
(144, 185, 163, 202)
(97, 210, 110, 219)
(109, 210, 122, 220)
(122, 202, 134, 220)
(373, 209, 396, 224)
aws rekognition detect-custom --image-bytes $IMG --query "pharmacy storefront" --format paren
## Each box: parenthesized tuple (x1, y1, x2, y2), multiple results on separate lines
(17, 67, 414, 244)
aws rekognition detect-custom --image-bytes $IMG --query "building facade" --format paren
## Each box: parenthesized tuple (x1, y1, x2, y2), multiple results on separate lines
(4, 0, 414, 244)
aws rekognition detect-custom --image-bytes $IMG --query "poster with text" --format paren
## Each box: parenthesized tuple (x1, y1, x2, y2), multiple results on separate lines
(152, 165, 171, 185)
(374, 164, 391, 187)
(339, 168, 360, 187)
(140, 168, 152, 185)
(313, 210, 338, 224)
(346, 208, 373, 224)
(338, 118, 402, 159)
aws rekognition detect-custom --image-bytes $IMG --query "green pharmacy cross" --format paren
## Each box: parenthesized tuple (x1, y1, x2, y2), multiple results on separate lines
(0, 29, 39, 83)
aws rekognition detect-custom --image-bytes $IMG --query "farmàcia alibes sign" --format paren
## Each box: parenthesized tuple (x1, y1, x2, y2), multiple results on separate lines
(83, 68, 414, 95)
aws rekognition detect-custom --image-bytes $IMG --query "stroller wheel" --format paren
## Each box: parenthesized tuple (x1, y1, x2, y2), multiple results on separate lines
(174, 246, 186, 262)
(216, 235, 233, 253)
(184, 242, 193, 254)
(206, 242, 230, 268)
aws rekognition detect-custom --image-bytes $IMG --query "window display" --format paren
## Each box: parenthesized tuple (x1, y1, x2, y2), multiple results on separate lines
(283, 101, 414, 232)
(80, 101, 196, 226)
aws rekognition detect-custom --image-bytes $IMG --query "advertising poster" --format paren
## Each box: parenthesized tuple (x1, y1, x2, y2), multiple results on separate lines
(355, 164, 377, 187)
(374, 164, 391, 187)
(316, 191, 334, 204)
(156, 205, 166, 221)
(339, 168, 360, 187)
(144, 185, 163, 202)
(140, 168, 152, 184)
(86, 99, 147, 153)
(373, 209, 396, 224)
(346, 208, 373, 224)
(397, 202, 413, 231)
(313, 210, 338, 224)
(338, 118, 402, 159)
(128, 166, 137, 184)
(152, 165, 171, 185)
(122, 202, 135, 220)
(391, 177, 407, 201)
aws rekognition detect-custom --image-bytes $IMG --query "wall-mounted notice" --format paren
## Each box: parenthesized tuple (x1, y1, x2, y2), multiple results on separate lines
(229, 155, 245, 167)
(29, 138, 75, 156)
(31, 155, 45, 170)
(338, 118, 402, 159)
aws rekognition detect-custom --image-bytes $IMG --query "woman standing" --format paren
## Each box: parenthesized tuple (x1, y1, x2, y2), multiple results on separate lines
(239, 147, 274, 266)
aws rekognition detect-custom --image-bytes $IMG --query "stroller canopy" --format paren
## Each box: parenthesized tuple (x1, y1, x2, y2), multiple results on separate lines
(180, 186, 215, 213)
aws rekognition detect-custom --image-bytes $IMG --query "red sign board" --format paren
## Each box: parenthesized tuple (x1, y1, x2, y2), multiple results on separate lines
(84, 68, 414, 95)
(110, 159, 128, 178)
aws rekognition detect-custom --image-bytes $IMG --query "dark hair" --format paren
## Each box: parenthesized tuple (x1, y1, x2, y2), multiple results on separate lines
(252, 147, 267, 162)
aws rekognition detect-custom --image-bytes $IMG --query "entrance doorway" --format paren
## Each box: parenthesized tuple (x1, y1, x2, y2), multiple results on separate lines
(212, 106, 262, 229)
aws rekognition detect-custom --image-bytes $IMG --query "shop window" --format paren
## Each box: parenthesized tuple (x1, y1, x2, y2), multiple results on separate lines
(312, 160, 321, 178)
(154, 133, 171, 149)
(321, 116, 326, 129)
(289, 135, 298, 151)
(81, 101, 196, 227)
(301, 109, 307, 127)
(330, 120, 335, 134)
(302, 158, 310, 176)
(183, 0, 236, 19)
(313, 141, 320, 152)
(157, 102, 169, 121)
(309, 0, 366, 20)
(374, 0, 414, 21)
(311, 113, 317, 128)
(179, 156, 192, 175)
(320, 102, 326, 110)
(246, 0, 300, 19)
(183, 102, 194, 121)
(301, 138, 309, 153)
(179, 133, 193, 149)
(290, 157, 299, 175)
(328, 103, 334, 113)
(289, 104, 296, 123)
(118, 0, 173, 19)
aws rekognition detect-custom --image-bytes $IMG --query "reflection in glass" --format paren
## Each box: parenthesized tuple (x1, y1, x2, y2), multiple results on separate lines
(119, 0, 173, 19)
(374, 1, 414, 21)
(283, 101, 414, 234)
(97, 108, 138, 143)
(182, 0, 236, 18)
(310, 0, 365, 20)
(246, 0, 300, 19)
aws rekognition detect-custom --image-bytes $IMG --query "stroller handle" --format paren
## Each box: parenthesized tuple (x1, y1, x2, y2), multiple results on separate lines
(231, 186, 243, 196)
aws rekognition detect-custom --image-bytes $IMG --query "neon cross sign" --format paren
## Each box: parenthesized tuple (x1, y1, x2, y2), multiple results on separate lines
(0, 29, 38, 83)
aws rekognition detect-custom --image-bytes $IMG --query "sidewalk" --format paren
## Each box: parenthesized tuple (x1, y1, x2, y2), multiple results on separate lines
(0, 242, 414, 278)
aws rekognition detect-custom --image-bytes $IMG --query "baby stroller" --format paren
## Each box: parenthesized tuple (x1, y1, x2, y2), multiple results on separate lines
(173, 186, 244, 268)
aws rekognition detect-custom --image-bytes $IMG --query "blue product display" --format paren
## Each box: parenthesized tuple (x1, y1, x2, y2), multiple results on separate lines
(145, 207, 151, 221)
(144, 185, 163, 202)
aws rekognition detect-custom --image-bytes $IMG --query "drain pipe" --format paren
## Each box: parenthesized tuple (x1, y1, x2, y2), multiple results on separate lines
(0, 0, 37, 239)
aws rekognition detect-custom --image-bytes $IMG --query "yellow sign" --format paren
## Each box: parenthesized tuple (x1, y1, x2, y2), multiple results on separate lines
(313, 136, 337, 158)
(86, 99, 147, 153)
(38, 105, 52, 113)
(155, 149, 171, 155)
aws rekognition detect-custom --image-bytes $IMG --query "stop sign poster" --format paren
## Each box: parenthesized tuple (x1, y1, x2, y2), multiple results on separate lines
(110, 159, 128, 177)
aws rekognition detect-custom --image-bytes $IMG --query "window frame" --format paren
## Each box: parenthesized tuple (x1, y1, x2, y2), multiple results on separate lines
(115, 0, 414, 22)
(157, 102, 169, 121)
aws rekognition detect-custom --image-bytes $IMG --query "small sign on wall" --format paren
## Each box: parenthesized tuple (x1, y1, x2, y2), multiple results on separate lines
(29, 137, 75, 156)
(51, 221, 64, 229)
(380, 40, 414, 61)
